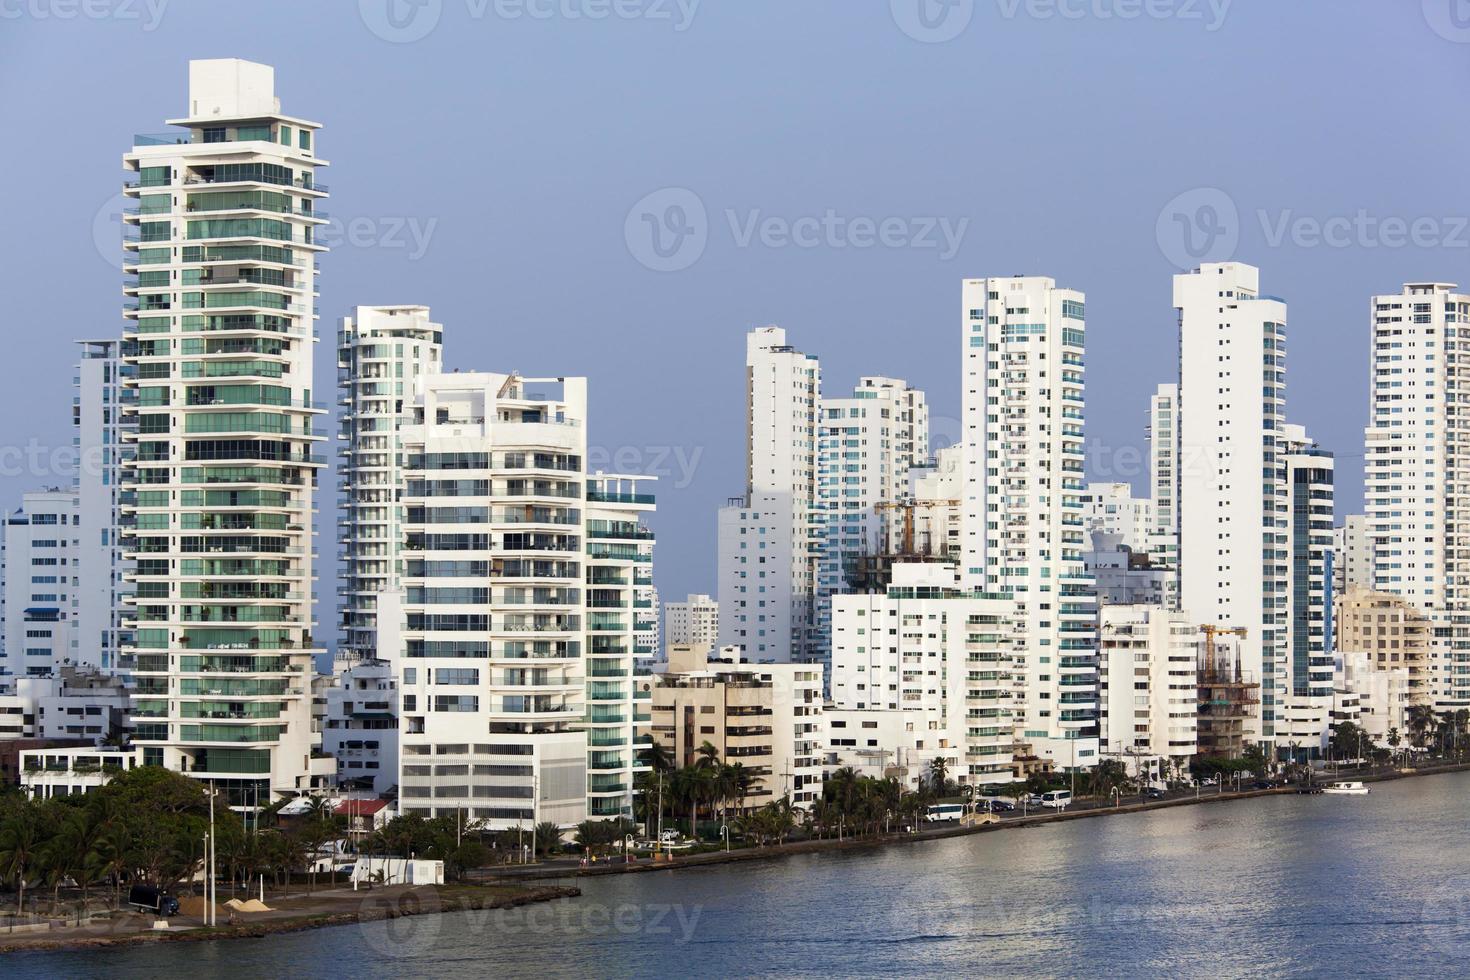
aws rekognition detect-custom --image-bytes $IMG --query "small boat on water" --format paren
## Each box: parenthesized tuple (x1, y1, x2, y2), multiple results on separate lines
(1322, 781, 1369, 795)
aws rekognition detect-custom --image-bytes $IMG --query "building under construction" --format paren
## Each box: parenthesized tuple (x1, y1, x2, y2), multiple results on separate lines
(1196, 626, 1261, 758)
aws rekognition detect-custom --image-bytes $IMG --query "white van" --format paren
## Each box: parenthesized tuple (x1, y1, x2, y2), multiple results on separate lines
(1040, 789, 1072, 810)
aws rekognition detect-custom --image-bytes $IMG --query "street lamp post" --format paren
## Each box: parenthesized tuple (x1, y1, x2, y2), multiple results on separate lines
(720, 824, 729, 853)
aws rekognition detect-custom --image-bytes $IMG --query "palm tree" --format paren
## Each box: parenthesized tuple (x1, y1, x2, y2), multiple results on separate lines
(0, 806, 42, 917)
(730, 764, 757, 815)
(928, 757, 950, 795)
(533, 821, 561, 859)
(694, 741, 720, 769)
(640, 741, 675, 774)
(672, 767, 709, 839)
(92, 821, 131, 910)
(1407, 704, 1436, 748)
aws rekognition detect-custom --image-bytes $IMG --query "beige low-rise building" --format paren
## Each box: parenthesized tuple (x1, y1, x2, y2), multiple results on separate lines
(646, 645, 824, 809)
(1334, 591, 1433, 708)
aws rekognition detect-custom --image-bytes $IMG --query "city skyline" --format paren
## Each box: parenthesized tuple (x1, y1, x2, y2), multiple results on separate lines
(2, 4, 1468, 613)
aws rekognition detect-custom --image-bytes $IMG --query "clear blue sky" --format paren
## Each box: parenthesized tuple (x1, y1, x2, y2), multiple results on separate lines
(2, 1, 1468, 625)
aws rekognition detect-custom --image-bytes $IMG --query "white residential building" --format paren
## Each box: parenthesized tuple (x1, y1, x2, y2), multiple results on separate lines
(718, 327, 821, 663)
(825, 707, 928, 785)
(20, 746, 144, 801)
(665, 593, 720, 650)
(1146, 384, 1180, 587)
(1363, 281, 1470, 712)
(337, 305, 444, 668)
(961, 275, 1099, 770)
(1332, 514, 1371, 599)
(3, 490, 80, 679)
(1098, 604, 1198, 779)
(1080, 482, 1152, 554)
(830, 562, 1015, 785)
(119, 59, 331, 803)
(816, 376, 928, 639)
(394, 373, 646, 828)
(320, 659, 399, 795)
(0, 668, 132, 744)
(1175, 262, 1287, 747)
(1337, 649, 1415, 744)
(74, 340, 136, 674)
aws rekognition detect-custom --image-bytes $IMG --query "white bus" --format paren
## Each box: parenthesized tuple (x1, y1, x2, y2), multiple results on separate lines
(925, 803, 965, 823)
(1040, 790, 1072, 810)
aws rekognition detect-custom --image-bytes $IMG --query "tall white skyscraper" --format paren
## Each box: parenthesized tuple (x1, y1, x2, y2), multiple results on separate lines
(392, 372, 649, 827)
(1175, 262, 1287, 746)
(74, 340, 135, 672)
(3, 490, 79, 679)
(961, 276, 1098, 769)
(119, 60, 330, 801)
(1364, 281, 1470, 711)
(718, 326, 821, 662)
(337, 305, 444, 668)
(1146, 382, 1180, 604)
(815, 376, 928, 647)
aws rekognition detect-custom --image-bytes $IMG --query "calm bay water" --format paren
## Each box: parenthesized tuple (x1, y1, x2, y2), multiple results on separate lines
(13, 771, 1470, 978)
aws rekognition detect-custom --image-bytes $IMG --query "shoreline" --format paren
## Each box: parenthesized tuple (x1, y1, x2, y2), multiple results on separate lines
(10, 760, 1464, 954)
(0, 882, 579, 956)
(493, 759, 1470, 881)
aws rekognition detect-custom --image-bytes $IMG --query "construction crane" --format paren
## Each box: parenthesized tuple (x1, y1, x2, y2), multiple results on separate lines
(1197, 624, 1249, 678)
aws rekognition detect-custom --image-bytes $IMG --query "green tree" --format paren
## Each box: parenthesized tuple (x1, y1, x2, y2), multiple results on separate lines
(927, 757, 950, 795)
(0, 802, 43, 916)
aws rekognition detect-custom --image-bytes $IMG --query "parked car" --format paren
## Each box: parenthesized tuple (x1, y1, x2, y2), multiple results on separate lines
(1024, 794, 1045, 808)
(985, 798, 1016, 812)
(1146, 788, 1166, 800)
(1200, 776, 1219, 786)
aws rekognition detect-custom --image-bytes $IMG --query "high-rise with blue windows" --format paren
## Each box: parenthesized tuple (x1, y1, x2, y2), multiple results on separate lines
(814, 376, 928, 658)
